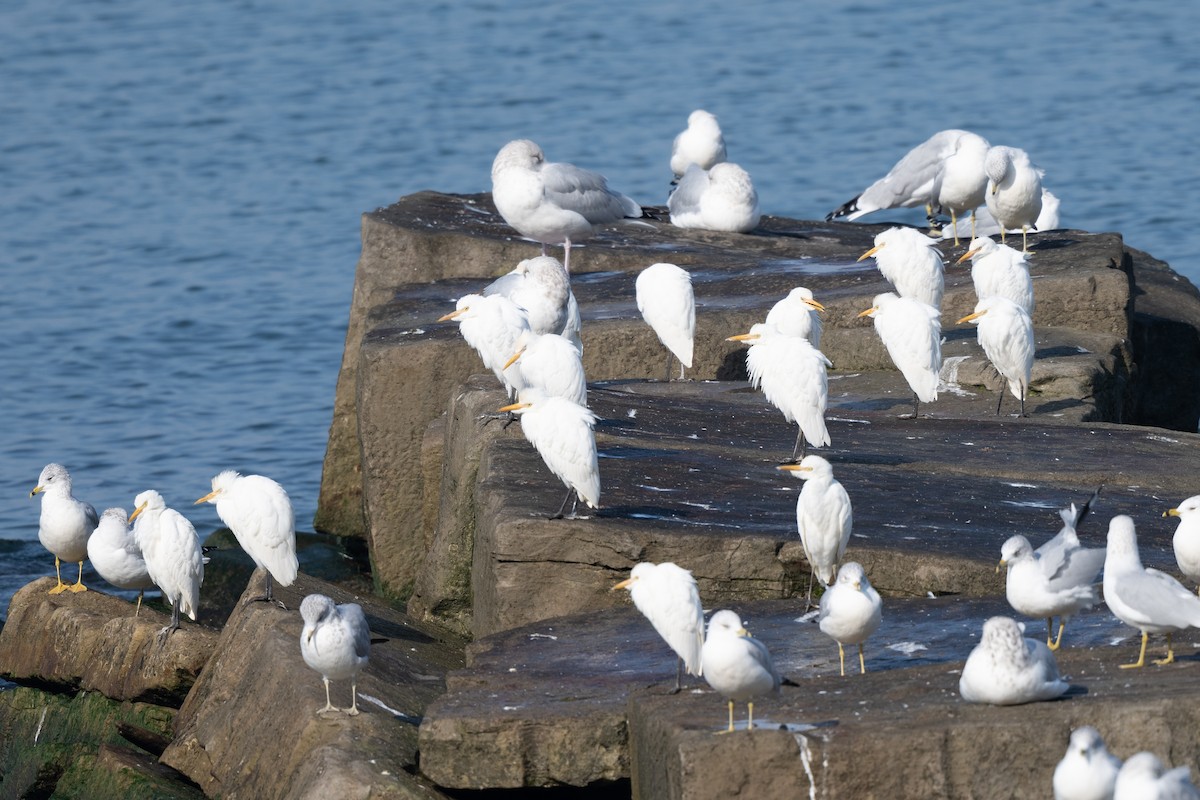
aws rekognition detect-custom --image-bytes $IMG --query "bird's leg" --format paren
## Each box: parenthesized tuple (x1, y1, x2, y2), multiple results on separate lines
(68, 561, 87, 593)
(551, 487, 574, 520)
(48, 557, 69, 595)
(346, 681, 360, 716)
(950, 209, 960, 247)
(1045, 617, 1056, 650)
(908, 394, 920, 420)
(135, 590, 144, 617)
(318, 676, 340, 714)
(677, 359, 686, 382)
(791, 429, 807, 463)
(1119, 630, 1149, 669)
(671, 656, 684, 695)
(970, 209, 977, 241)
(563, 239, 573, 274)
(804, 566, 816, 612)
(996, 387, 1005, 416)
(1021, 226, 1030, 253)
(1050, 618, 1067, 651)
(747, 701, 755, 731)
(1153, 633, 1175, 666)
(858, 643, 867, 674)
(999, 227, 1007, 244)
(157, 601, 181, 644)
(720, 700, 734, 733)
(1019, 390, 1027, 418)
(663, 352, 674, 383)
(837, 642, 846, 677)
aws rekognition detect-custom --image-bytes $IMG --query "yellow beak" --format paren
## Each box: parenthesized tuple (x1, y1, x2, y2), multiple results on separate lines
(29, 485, 44, 498)
(996, 558, 1007, 574)
(129, 502, 148, 523)
(956, 248, 980, 265)
(499, 401, 530, 413)
(957, 310, 986, 325)
(726, 333, 760, 342)
(194, 489, 220, 505)
(1166, 508, 1182, 518)
(856, 306, 877, 318)
(857, 243, 884, 262)
(502, 348, 526, 371)
(611, 576, 636, 592)
(804, 298, 826, 313)
(437, 308, 467, 322)
(776, 464, 812, 473)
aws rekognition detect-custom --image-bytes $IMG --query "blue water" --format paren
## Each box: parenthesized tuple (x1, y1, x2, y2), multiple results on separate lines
(2, 0, 1197, 615)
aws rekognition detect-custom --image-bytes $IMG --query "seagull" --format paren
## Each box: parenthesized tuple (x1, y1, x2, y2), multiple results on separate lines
(635, 262, 695, 381)
(858, 292, 942, 418)
(503, 330, 587, 407)
(958, 616, 1069, 705)
(300, 593, 370, 716)
(483, 255, 576, 344)
(777, 455, 852, 610)
(439, 293, 531, 398)
(955, 236, 1035, 315)
(612, 562, 704, 693)
(984, 145, 1044, 252)
(1103, 514, 1200, 667)
(670, 109, 727, 180)
(1113, 752, 1200, 800)
(1053, 726, 1122, 800)
(195, 470, 298, 607)
(701, 610, 782, 732)
(929, 131, 991, 244)
(1165, 495, 1200, 593)
(957, 296, 1035, 416)
(857, 226, 945, 309)
(728, 323, 831, 460)
(818, 562, 882, 676)
(491, 139, 641, 273)
(130, 489, 204, 639)
(499, 387, 600, 518)
(30, 463, 97, 594)
(764, 287, 824, 349)
(941, 189, 1060, 242)
(668, 162, 761, 233)
(87, 507, 155, 615)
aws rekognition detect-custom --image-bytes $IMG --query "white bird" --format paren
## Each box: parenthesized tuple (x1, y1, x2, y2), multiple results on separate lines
(985, 145, 1044, 252)
(818, 562, 882, 676)
(941, 188, 1060, 242)
(1166, 495, 1200, 593)
(826, 129, 986, 223)
(929, 130, 991, 245)
(777, 455, 853, 610)
(499, 388, 600, 517)
(503, 330, 587, 407)
(1053, 726, 1122, 800)
(701, 610, 782, 732)
(998, 533, 1101, 651)
(670, 109, 727, 180)
(612, 562, 704, 693)
(957, 296, 1035, 416)
(483, 255, 575, 343)
(87, 507, 155, 615)
(130, 489, 204, 638)
(491, 139, 641, 273)
(958, 615, 1069, 705)
(300, 593, 370, 716)
(668, 162, 761, 233)
(727, 323, 831, 460)
(955, 236, 1035, 315)
(635, 262, 695, 381)
(438, 293, 531, 398)
(1114, 752, 1200, 800)
(1103, 514, 1200, 668)
(857, 292, 942, 418)
(857, 226, 945, 309)
(29, 463, 97, 595)
(195, 470, 298, 606)
(764, 287, 824, 349)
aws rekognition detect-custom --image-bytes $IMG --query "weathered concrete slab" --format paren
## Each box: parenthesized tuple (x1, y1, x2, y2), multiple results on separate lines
(160, 570, 462, 800)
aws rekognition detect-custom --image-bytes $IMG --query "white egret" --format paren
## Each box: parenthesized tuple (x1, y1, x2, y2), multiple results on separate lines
(612, 562, 704, 693)
(701, 610, 782, 732)
(300, 593, 370, 716)
(857, 292, 942, 418)
(958, 616, 1069, 705)
(195, 470, 298, 606)
(491, 139, 641, 273)
(857, 226, 944, 309)
(1114, 753, 1200, 800)
(825, 129, 987, 222)
(727, 323, 831, 460)
(1166, 495, 1200, 592)
(985, 145, 1044, 252)
(670, 109, 727, 180)
(438, 293, 531, 398)
(929, 131, 991, 244)
(29, 463, 97, 594)
(635, 262, 695, 381)
(764, 287, 824, 349)
(668, 162, 760, 233)
(941, 189, 1060, 242)
(955, 236, 1034, 315)
(818, 562, 882, 676)
(1104, 514, 1200, 668)
(503, 331, 587, 407)
(130, 489, 204, 638)
(87, 507, 155, 615)
(778, 455, 853, 610)
(957, 296, 1035, 416)
(483, 255, 574, 341)
(1053, 727, 1122, 800)
(499, 388, 600, 518)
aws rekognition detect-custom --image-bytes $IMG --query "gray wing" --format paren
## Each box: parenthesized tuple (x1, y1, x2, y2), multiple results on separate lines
(85, 502, 99, 530)
(1044, 546, 1105, 590)
(340, 602, 371, 659)
(1118, 569, 1200, 628)
(541, 161, 640, 223)
(667, 164, 707, 217)
(483, 272, 524, 299)
(857, 130, 963, 214)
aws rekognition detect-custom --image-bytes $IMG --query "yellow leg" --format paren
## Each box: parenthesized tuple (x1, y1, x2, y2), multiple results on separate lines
(837, 642, 846, 677)
(135, 591, 144, 617)
(717, 700, 734, 734)
(1049, 619, 1066, 651)
(1045, 618, 1055, 649)
(1022, 226, 1030, 253)
(69, 560, 87, 593)
(48, 557, 70, 594)
(1154, 633, 1175, 666)
(999, 227, 1007, 244)
(858, 643, 867, 675)
(1120, 630, 1149, 669)
(951, 209, 959, 246)
(747, 701, 755, 732)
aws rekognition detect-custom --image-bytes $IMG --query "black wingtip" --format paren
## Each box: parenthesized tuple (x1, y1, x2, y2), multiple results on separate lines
(1077, 485, 1103, 527)
(825, 195, 861, 222)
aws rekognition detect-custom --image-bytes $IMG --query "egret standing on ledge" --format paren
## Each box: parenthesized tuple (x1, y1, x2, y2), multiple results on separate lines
(857, 226, 944, 310)
(636, 262, 695, 381)
(130, 489, 204, 639)
(613, 562, 704, 693)
(30, 463, 97, 594)
(764, 287, 824, 349)
(858, 293, 942, 419)
(957, 296, 1035, 417)
(500, 388, 600, 518)
(778, 455, 853, 610)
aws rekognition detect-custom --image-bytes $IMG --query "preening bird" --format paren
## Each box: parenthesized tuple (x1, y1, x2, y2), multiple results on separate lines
(1103, 514, 1200, 668)
(764, 287, 824, 349)
(1113, 752, 1200, 800)
(668, 162, 761, 233)
(195, 470, 298, 606)
(30, 463, 97, 594)
(438, 293, 531, 398)
(984, 145, 1044, 252)
(941, 188, 1060, 242)
(957, 296, 1035, 416)
(857, 226, 945, 309)
(483, 255, 575, 343)
(670, 109, 727, 180)
(635, 262, 695, 381)
(300, 593, 370, 716)
(701, 610, 782, 732)
(929, 130, 991, 244)
(818, 562, 882, 676)
(87, 507, 155, 615)
(778, 455, 853, 610)
(727, 323, 831, 460)
(491, 139, 641, 273)
(1166, 495, 1200, 592)
(130, 489, 204, 638)
(612, 562, 704, 693)
(503, 330, 587, 407)
(1053, 726, 1122, 800)
(955, 236, 1034, 315)
(858, 292, 942, 418)
(499, 388, 600, 518)
(958, 615, 1069, 705)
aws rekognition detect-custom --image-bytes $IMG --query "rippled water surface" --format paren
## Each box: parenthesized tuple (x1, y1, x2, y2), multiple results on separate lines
(2, 0, 1197, 611)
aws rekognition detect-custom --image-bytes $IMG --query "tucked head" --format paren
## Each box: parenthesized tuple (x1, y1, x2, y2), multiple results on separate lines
(707, 609, 747, 638)
(492, 139, 544, 176)
(300, 593, 337, 631)
(99, 507, 129, 527)
(980, 616, 1026, 654)
(835, 561, 868, 588)
(1105, 515, 1138, 555)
